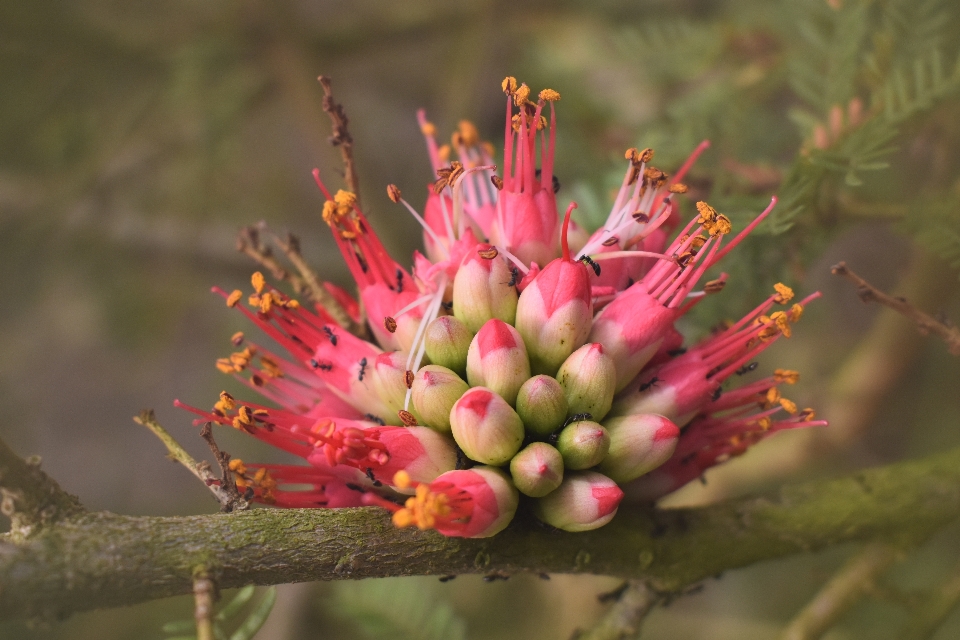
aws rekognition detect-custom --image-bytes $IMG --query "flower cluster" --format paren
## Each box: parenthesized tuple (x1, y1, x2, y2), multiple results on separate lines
(177, 78, 826, 537)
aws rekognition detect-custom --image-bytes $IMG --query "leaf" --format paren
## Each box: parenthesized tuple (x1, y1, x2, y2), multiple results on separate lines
(332, 578, 467, 640)
(228, 587, 277, 640)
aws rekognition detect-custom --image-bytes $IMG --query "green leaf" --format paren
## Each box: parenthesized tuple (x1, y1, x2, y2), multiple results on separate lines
(228, 587, 277, 640)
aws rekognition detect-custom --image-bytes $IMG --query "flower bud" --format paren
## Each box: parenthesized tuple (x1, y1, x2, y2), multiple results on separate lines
(423, 316, 473, 378)
(515, 375, 568, 438)
(533, 471, 623, 532)
(556, 343, 616, 422)
(465, 319, 531, 406)
(515, 257, 593, 376)
(598, 414, 679, 483)
(509, 442, 564, 497)
(370, 351, 422, 423)
(452, 246, 519, 332)
(450, 387, 525, 465)
(555, 420, 610, 470)
(411, 365, 470, 433)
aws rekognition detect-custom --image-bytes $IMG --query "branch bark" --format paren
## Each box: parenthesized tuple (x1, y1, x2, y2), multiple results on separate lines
(575, 581, 662, 640)
(2, 446, 960, 622)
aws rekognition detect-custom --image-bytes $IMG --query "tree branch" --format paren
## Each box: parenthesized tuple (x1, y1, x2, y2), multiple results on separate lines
(0, 436, 83, 541)
(779, 543, 901, 640)
(318, 75, 360, 204)
(831, 261, 960, 356)
(574, 581, 662, 640)
(2, 446, 960, 622)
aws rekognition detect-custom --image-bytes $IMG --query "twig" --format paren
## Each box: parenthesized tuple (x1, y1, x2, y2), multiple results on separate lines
(574, 580, 663, 640)
(779, 543, 901, 640)
(269, 229, 368, 337)
(236, 226, 306, 294)
(318, 75, 360, 204)
(134, 410, 249, 512)
(832, 261, 960, 355)
(0, 436, 84, 541)
(193, 568, 217, 640)
(899, 559, 960, 640)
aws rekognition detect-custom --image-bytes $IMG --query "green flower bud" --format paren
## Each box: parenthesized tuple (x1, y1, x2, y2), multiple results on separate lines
(411, 365, 470, 433)
(466, 319, 531, 406)
(509, 442, 564, 497)
(556, 420, 610, 470)
(450, 387, 525, 465)
(516, 375, 568, 438)
(533, 471, 623, 532)
(598, 414, 679, 483)
(556, 343, 616, 422)
(423, 316, 473, 378)
(453, 246, 518, 332)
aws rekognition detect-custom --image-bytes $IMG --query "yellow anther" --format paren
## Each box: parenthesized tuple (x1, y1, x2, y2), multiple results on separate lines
(386, 184, 402, 203)
(334, 189, 357, 211)
(535, 115, 548, 131)
(514, 83, 531, 106)
(458, 120, 480, 147)
(491, 175, 504, 190)
(779, 397, 799, 414)
(758, 417, 772, 431)
(251, 271, 265, 294)
(501, 76, 518, 95)
(696, 201, 718, 223)
(799, 408, 816, 421)
(482, 141, 495, 158)
(237, 405, 254, 424)
(638, 148, 654, 163)
(216, 359, 235, 374)
(286, 299, 300, 309)
(393, 470, 411, 489)
(704, 279, 726, 294)
(248, 294, 261, 307)
(321, 200, 338, 226)
(690, 235, 708, 250)
(218, 391, 236, 411)
(229, 458, 247, 474)
(437, 144, 451, 162)
(624, 147, 639, 162)
(226, 290, 243, 307)
(260, 356, 283, 378)
(788, 303, 804, 322)
(231, 331, 244, 346)
(668, 183, 688, 194)
(713, 214, 732, 235)
(773, 283, 794, 304)
(420, 120, 436, 137)
(770, 311, 792, 337)
(774, 369, 800, 384)
(539, 88, 561, 102)
(340, 230, 357, 240)
(258, 292, 273, 314)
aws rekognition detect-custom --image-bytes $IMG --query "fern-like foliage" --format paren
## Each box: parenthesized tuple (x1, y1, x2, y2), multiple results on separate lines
(162, 586, 277, 640)
(331, 578, 467, 640)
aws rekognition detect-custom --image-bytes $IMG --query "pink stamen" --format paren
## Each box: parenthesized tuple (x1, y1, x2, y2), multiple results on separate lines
(561, 201, 577, 262)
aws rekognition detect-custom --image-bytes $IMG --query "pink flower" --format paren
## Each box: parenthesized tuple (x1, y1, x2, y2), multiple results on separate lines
(174, 76, 827, 535)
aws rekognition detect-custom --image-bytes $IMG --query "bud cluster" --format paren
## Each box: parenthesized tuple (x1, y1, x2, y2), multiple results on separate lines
(178, 77, 826, 539)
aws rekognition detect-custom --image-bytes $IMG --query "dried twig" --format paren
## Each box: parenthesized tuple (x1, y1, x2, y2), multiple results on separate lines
(134, 410, 249, 512)
(574, 580, 663, 640)
(236, 226, 306, 294)
(779, 543, 901, 640)
(269, 229, 368, 337)
(832, 261, 960, 355)
(318, 75, 360, 203)
(193, 568, 217, 640)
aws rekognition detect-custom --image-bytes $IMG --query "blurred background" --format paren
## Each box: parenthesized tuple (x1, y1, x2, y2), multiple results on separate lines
(2, 0, 960, 638)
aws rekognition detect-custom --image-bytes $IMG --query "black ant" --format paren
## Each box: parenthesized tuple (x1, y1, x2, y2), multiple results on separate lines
(309, 359, 333, 372)
(365, 413, 386, 426)
(358, 357, 368, 381)
(355, 252, 368, 274)
(396, 268, 404, 292)
(535, 169, 561, 194)
(323, 326, 338, 346)
(711, 386, 723, 401)
(441, 301, 453, 312)
(504, 266, 520, 287)
(579, 255, 601, 276)
(365, 467, 382, 487)
(667, 348, 687, 357)
(735, 362, 758, 376)
(562, 413, 593, 428)
(638, 376, 661, 392)
(439, 575, 457, 583)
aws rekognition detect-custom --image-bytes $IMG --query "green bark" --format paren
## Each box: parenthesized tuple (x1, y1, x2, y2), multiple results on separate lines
(2, 446, 959, 622)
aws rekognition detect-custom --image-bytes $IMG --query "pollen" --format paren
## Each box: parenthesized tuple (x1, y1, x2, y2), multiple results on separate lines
(216, 358, 235, 374)
(393, 483, 452, 531)
(398, 410, 419, 426)
(501, 76, 518, 95)
(384, 316, 398, 333)
(696, 201, 718, 224)
(226, 290, 243, 307)
(624, 147, 640, 162)
(258, 292, 273, 314)
(788, 303, 804, 322)
(774, 369, 800, 384)
(669, 183, 689, 194)
(216, 391, 236, 412)
(405, 370, 415, 389)
(765, 387, 781, 406)
(478, 247, 499, 260)
(798, 408, 817, 421)
(539, 88, 561, 102)
(779, 397, 799, 414)
(773, 283, 794, 304)
(260, 356, 283, 378)
(420, 120, 436, 137)
(638, 148, 654, 163)
(770, 311, 792, 337)
(513, 83, 531, 106)
(491, 175, 504, 190)
(704, 279, 726, 293)
(393, 470, 412, 489)
(386, 184, 402, 203)
(438, 144, 451, 162)
(251, 271, 266, 294)
(457, 120, 480, 147)
(231, 331, 244, 346)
